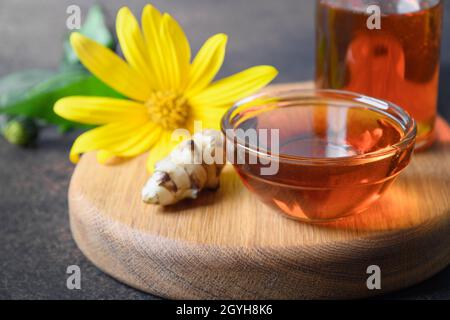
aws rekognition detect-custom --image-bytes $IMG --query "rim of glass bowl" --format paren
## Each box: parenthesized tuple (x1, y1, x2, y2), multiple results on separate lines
(220, 88, 417, 165)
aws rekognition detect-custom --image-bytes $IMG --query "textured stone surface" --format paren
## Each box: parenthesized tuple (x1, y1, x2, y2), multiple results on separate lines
(0, 0, 449, 299)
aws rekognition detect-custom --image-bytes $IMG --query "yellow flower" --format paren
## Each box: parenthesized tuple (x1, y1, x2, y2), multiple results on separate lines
(54, 4, 278, 171)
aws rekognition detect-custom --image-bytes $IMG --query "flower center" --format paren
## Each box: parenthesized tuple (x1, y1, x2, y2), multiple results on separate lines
(146, 91, 189, 130)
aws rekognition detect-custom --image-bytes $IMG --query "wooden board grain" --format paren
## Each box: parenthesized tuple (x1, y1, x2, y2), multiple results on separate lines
(69, 82, 450, 299)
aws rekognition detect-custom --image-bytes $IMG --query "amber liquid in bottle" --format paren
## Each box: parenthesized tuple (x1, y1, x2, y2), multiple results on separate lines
(233, 105, 414, 221)
(316, 0, 442, 149)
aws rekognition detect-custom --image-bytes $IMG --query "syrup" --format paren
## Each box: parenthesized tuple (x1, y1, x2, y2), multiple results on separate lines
(232, 103, 414, 221)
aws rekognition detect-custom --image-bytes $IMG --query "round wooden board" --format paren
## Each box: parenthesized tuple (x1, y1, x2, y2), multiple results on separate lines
(69, 82, 450, 299)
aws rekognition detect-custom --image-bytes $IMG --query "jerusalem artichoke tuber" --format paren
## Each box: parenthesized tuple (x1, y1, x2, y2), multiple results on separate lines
(142, 130, 226, 206)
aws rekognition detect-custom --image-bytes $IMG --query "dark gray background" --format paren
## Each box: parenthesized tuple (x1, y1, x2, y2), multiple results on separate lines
(0, 0, 449, 300)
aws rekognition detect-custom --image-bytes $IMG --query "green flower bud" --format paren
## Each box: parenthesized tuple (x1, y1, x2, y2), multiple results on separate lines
(1, 117, 39, 147)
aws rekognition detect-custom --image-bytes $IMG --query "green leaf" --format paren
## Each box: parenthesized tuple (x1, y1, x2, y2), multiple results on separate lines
(62, 4, 115, 67)
(0, 69, 56, 106)
(0, 67, 124, 130)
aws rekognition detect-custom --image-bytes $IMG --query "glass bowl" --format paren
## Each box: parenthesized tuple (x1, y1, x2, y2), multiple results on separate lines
(221, 89, 417, 223)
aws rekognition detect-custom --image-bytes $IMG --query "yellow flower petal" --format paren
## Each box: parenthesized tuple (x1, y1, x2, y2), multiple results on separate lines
(96, 150, 116, 164)
(188, 66, 278, 109)
(141, 4, 169, 90)
(146, 131, 179, 172)
(108, 122, 162, 158)
(189, 105, 226, 130)
(160, 14, 182, 90)
(186, 34, 227, 95)
(235, 106, 279, 128)
(166, 14, 191, 70)
(69, 120, 147, 163)
(230, 97, 279, 122)
(54, 97, 148, 125)
(116, 7, 157, 89)
(162, 14, 191, 90)
(70, 33, 151, 102)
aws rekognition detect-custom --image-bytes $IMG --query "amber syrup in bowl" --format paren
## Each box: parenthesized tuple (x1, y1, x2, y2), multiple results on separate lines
(221, 89, 417, 222)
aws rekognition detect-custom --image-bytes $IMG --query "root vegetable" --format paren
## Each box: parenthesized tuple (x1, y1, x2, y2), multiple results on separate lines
(142, 130, 226, 206)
